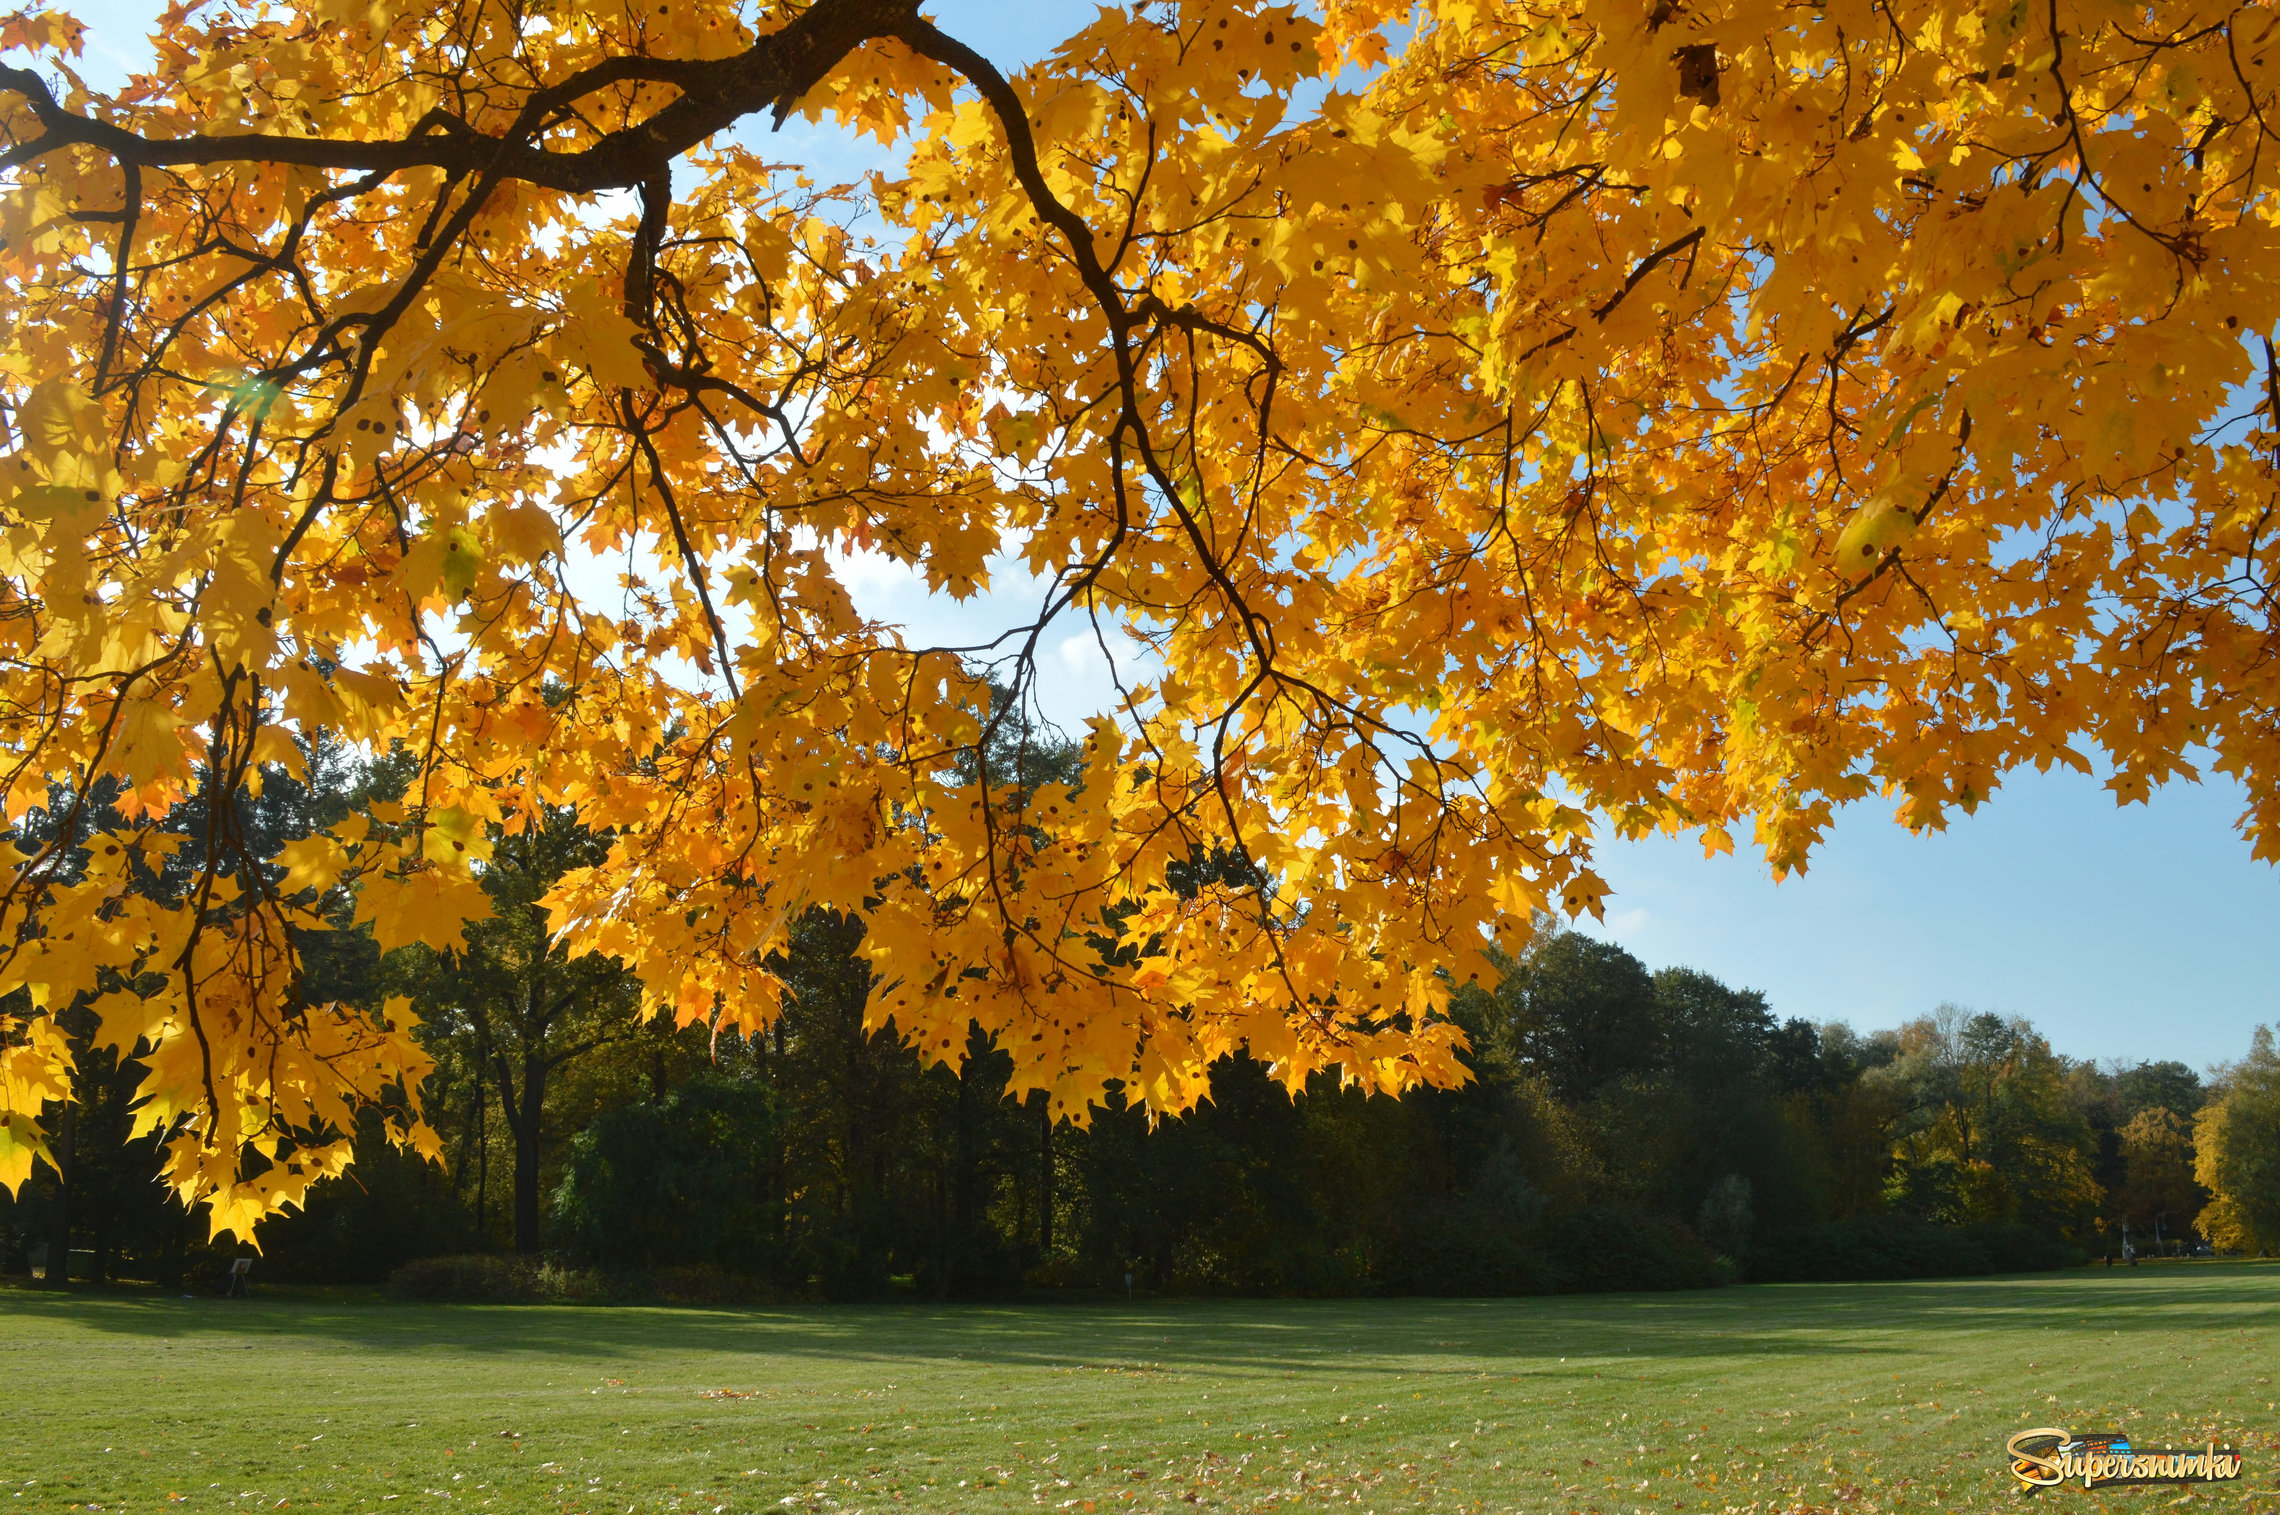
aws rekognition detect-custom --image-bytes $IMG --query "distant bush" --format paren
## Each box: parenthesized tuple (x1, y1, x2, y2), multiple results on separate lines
(913, 1224, 1029, 1299)
(387, 1255, 787, 1307)
(610, 1264, 777, 1307)
(1747, 1217, 2080, 1283)
(1548, 1207, 1728, 1292)
(386, 1255, 600, 1303)
(1374, 1204, 1725, 1297)
(1377, 1211, 1557, 1298)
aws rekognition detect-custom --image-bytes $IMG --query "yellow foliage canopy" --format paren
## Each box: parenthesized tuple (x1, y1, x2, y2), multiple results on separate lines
(1, 0, 2275, 1234)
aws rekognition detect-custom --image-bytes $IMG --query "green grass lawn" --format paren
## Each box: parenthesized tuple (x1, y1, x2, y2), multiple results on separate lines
(3, 1264, 2276, 1515)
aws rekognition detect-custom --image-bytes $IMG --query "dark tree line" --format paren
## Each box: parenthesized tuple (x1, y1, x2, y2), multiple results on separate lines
(0, 739, 2220, 1296)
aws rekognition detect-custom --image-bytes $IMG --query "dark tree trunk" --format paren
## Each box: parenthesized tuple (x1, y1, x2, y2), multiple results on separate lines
(42, 1097, 74, 1287)
(954, 1043, 984, 1244)
(156, 1208, 188, 1290)
(446, 1064, 475, 1203)
(767, 1021, 787, 1250)
(476, 1084, 492, 1240)
(511, 1054, 547, 1254)
(473, 1021, 493, 1242)
(1038, 1094, 1054, 1258)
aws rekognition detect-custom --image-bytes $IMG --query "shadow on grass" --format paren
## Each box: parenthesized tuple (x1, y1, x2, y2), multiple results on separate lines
(3, 1264, 2275, 1379)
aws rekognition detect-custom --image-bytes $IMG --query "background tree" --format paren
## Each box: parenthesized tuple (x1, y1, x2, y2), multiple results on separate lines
(551, 1071, 777, 1274)
(1497, 934, 1663, 1104)
(2116, 1064, 2209, 1127)
(2117, 1108, 2202, 1251)
(1877, 1009, 2101, 1239)
(397, 810, 645, 1254)
(1653, 966, 1815, 1230)
(1778, 1021, 1905, 1223)
(2069, 1057, 2208, 1250)
(2196, 1027, 2280, 1256)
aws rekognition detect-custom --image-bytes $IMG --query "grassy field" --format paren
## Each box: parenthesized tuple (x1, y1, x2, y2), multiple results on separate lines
(2, 1265, 2276, 1515)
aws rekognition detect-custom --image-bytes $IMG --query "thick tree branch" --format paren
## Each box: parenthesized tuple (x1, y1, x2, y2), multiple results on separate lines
(0, 0, 917, 191)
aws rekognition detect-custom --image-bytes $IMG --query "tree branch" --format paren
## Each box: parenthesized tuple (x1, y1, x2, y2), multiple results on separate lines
(0, 0, 917, 192)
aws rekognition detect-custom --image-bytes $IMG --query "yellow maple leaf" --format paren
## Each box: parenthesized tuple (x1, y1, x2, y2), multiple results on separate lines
(107, 698, 190, 790)
(274, 832, 354, 899)
(356, 866, 496, 954)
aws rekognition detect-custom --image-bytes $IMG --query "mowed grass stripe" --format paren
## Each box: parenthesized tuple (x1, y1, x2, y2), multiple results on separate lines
(2, 1264, 2274, 1513)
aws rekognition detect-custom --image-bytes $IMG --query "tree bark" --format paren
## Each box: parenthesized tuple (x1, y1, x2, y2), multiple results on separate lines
(1038, 1093, 1054, 1258)
(473, 1018, 492, 1241)
(474, 1083, 490, 1241)
(953, 1039, 983, 1250)
(510, 1054, 548, 1255)
(768, 1021, 787, 1251)
(42, 1098, 74, 1287)
(156, 1208, 188, 1290)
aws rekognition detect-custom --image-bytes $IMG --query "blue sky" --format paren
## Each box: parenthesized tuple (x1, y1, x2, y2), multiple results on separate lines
(1590, 771, 2277, 1069)
(33, 0, 2279, 1069)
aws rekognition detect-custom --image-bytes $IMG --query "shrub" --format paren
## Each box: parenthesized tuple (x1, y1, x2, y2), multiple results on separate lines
(603, 1264, 769, 1307)
(386, 1255, 792, 1307)
(1376, 1209, 1560, 1297)
(386, 1254, 547, 1303)
(1747, 1217, 2080, 1283)
(1696, 1174, 1755, 1259)
(1548, 1207, 1726, 1292)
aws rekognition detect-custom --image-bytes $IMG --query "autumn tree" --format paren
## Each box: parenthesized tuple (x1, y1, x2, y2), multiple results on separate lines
(1877, 1008, 2101, 1236)
(1779, 1022, 1908, 1223)
(2195, 1025, 2280, 1254)
(2116, 1106, 2202, 1247)
(4, 0, 2279, 1235)
(2113, 1062, 2208, 1127)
